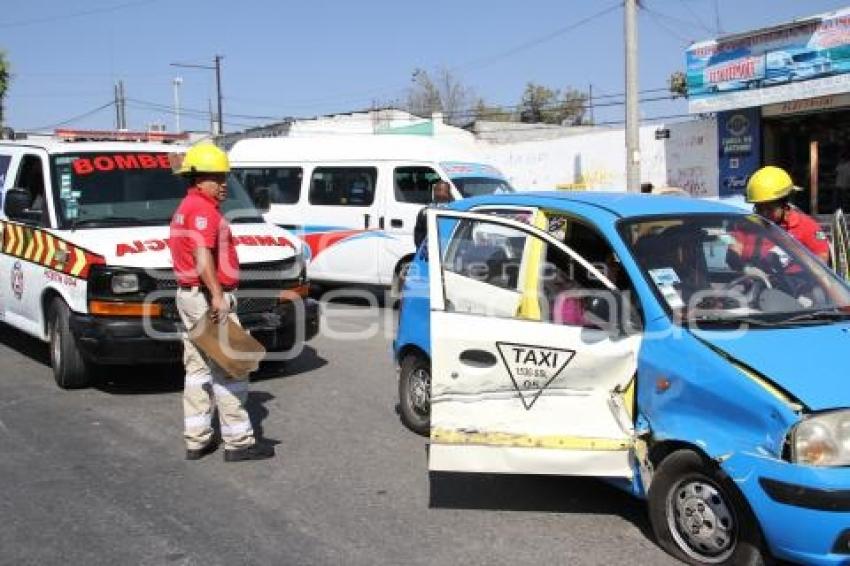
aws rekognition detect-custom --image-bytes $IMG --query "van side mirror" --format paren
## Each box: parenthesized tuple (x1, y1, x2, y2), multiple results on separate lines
(253, 187, 271, 213)
(3, 188, 40, 223)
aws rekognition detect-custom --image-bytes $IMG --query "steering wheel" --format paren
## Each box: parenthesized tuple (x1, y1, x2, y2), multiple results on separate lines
(722, 268, 772, 306)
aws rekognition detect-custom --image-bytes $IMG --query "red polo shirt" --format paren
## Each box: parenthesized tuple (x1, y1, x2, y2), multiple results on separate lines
(733, 208, 830, 268)
(169, 187, 239, 287)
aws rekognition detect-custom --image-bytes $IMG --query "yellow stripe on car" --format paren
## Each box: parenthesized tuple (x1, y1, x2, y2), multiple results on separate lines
(430, 428, 632, 451)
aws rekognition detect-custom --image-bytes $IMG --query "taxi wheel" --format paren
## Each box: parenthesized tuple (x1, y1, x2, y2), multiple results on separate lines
(399, 353, 430, 436)
(48, 299, 93, 389)
(648, 449, 770, 566)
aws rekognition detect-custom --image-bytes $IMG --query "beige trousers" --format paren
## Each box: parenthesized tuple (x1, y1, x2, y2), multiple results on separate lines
(176, 288, 255, 450)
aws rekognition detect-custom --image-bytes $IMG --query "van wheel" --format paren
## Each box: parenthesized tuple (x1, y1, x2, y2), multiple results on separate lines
(48, 298, 93, 389)
(399, 353, 430, 436)
(648, 449, 769, 565)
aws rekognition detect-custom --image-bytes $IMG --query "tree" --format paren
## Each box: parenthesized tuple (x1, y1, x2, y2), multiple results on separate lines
(473, 98, 513, 122)
(407, 67, 475, 126)
(518, 83, 588, 125)
(669, 70, 687, 98)
(0, 52, 9, 134)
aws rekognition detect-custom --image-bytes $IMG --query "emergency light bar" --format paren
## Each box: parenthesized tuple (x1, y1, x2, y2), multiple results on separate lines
(54, 129, 190, 143)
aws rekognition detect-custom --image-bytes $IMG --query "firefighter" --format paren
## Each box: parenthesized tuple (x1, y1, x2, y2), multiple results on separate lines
(743, 165, 830, 263)
(169, 143, 274, 462)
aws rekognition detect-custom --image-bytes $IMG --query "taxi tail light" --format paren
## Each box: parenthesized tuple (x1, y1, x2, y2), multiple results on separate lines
(89, 300, 162, 317)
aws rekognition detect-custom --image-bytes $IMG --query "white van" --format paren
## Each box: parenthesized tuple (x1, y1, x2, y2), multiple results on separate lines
(228, 135, 513, 292)
(0, 130, 318, 389)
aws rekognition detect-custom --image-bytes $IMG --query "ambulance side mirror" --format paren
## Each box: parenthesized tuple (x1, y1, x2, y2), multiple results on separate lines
(3, 188, 38, 223)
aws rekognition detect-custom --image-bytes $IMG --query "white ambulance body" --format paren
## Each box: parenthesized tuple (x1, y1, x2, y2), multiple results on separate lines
(227, 135, 513, 291)
(0, 131, 318, 389)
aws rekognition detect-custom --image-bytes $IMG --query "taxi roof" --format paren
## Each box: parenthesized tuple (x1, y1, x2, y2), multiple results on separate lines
(453, 191, 748, 220)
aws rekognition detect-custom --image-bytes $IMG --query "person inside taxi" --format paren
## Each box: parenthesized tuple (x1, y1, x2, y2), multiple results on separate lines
(413, 180, 454, 249)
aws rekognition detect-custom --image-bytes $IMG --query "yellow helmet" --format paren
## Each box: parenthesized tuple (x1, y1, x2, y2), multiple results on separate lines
(746, 165, 799, 203)
(177, 143, 230, 175)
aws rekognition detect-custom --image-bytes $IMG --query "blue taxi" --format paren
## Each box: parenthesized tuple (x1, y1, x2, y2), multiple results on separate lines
(393, 191, 850, 565)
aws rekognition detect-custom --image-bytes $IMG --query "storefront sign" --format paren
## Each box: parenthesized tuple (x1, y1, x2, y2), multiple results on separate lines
(687, 7, 850, 113)
(718, 108, 761, 198)
(762, 93, 850, 116)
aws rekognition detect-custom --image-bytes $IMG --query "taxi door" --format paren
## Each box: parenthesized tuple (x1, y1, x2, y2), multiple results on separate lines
(427, 209, 640, 478)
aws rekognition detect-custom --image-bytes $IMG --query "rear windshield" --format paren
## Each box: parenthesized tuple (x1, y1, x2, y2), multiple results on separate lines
(50, 152, 262, 228)
(452, 176, 514, 197)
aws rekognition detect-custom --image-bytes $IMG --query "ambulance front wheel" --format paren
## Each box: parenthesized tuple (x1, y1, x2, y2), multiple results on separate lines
(399, 353, 430, 436)
(48, 298, 93, 389)
(648, 449, 769, 566)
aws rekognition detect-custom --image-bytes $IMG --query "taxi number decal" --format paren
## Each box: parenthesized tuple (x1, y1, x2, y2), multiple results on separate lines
(495, 342, 576, 410)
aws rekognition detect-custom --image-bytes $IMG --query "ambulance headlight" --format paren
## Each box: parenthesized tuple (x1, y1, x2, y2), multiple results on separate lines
(111, 273, 140, 295)
(791, 410, 850, 466)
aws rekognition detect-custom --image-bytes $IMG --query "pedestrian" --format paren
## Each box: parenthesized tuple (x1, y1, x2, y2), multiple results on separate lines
(413, 179, 454, 249)
(169, 143, 274, 462)
(737, 165, 830, 263)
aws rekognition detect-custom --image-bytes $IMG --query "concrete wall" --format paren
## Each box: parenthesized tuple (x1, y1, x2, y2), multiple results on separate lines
(477, 117, 718, 197)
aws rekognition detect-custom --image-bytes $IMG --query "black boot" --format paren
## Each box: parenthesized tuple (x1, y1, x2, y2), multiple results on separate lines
(186, 440, 218, 461)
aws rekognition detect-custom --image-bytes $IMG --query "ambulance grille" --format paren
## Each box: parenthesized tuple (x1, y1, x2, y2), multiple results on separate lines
(150, 258, 296, 320)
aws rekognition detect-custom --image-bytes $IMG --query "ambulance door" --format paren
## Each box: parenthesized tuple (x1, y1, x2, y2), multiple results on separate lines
(377, 163, 442, 285)
(2, 152, 53, 333)
(427, 209, 640, 478)
(0, 152, 13, 321)
(299, 164, 381, 284)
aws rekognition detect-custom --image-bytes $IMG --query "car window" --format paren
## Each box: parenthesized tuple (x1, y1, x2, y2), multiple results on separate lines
(14, 154, 49, 226)
(394, 166, 440, 204)
(308, 167, 377, 206)
(232, 167, 302, 205)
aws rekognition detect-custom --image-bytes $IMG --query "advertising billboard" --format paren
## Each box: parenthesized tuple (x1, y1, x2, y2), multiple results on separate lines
(687, 8, 850, 113)
(717, 108, 761, 198)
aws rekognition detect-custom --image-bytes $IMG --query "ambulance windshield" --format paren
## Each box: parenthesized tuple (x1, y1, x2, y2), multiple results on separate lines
(620, 214, 850, 326)
(50, 152, 262, 228)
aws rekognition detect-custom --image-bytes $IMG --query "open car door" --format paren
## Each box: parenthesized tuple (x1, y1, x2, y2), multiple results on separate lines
(427, 209, 640, 478)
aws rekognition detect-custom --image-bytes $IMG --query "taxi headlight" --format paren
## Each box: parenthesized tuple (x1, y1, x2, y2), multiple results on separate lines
(111, 273, 140, 295)
(791, 410, 850, 466)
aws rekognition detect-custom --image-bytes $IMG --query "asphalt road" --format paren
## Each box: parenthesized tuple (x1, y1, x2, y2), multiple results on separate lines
(0, 298, 676, 566)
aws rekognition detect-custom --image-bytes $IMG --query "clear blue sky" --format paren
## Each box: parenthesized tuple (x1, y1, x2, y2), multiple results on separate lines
(3, 0, 849, 133)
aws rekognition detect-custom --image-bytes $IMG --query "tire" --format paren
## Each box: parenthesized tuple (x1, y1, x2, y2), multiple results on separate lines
(648, 449, 770, 566)
(48, 298, 93, 389)
(399, 353, 430, 436)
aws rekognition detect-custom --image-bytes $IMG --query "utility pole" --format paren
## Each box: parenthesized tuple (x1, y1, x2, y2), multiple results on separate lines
(214, 55, 224, 135)
(114, 80, 127, 130)
(172, 77, 183, 133)
(171, 55, 224, 136)
(624, 0, 641, 193)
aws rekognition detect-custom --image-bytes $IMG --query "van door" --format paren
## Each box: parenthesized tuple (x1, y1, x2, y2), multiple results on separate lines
(1, 152, 53, 333)
(427, 210, 639, 478)
(378, 164, 442, 285)
(299, 164, 381, 285)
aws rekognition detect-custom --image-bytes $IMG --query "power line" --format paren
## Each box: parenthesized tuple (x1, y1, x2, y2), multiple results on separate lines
(642, 6, 694, 46)
(0, 0, 163, 29)
(26, 101, 116, 131)
(454, 2, 621, 72)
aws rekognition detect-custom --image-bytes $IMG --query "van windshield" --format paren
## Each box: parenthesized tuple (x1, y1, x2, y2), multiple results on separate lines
(50, 152, 263, 228)
(452, 177, 514, 197)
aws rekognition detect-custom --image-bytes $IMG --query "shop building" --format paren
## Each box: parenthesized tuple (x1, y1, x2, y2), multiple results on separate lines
(687, 6, 850, 214)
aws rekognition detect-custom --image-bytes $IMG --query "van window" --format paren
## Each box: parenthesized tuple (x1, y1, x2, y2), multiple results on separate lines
(308, 167, 377, 206)
(232, 167, 302, 205)
(394, 166, 440, 204)
(14, 154, 49, 226)
(0, 154, 11, 188)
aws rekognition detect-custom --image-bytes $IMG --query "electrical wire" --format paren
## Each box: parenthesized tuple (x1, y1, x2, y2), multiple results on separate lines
(25, 101, 116, 131)
(0, 0, 163, 29)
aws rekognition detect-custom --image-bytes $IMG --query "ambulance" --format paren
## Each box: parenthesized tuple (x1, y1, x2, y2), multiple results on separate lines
(0, 130, 318, 389)
(228, 134, 513, 295)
